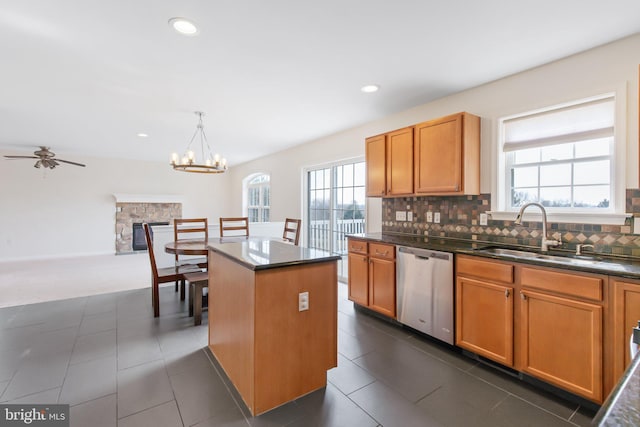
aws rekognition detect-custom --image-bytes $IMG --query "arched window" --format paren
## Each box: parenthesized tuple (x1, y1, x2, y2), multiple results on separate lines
(244, 173, 270, 222)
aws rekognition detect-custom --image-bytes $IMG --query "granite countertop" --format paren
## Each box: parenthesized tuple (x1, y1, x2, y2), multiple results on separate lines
(349, 232, 640, 279)
(593, 350, 640, 426)
(208, 237, 341, 271)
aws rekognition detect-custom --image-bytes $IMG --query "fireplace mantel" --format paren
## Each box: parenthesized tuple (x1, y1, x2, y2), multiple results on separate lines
(113, 193, 183, 203)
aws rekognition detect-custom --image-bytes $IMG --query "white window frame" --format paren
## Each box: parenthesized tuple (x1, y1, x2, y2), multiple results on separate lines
(491, 89, 628, 225)
(242, 172, 270, 223)
(302, 156, 366, 281)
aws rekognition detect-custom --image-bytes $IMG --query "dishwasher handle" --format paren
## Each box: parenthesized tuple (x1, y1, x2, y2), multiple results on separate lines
(398, 246, 451, 261)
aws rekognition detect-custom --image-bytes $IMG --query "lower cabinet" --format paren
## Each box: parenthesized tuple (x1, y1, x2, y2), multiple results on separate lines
(456, 255, 606, 403)
(611, 278, 640, 382)
(520, 289, 603, 402)
(347, 238, 396, 318)
(456, 276, 514, 366)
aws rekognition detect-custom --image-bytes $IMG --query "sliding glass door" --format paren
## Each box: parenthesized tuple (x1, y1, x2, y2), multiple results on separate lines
(306, 159, 365, 280)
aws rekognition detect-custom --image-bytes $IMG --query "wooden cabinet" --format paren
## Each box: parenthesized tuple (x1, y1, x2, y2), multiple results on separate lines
(347, 238, 396, 318)
(386, 127, 414, 196)
(519, 266, 605, 403)
(455, 255, 606, 403)
(414, 112, 480, 195)
(611, 278, 640, 382)
(364, 112, 479, 197)
(365, 134, 386, 197)
(456, 255, 514, 366)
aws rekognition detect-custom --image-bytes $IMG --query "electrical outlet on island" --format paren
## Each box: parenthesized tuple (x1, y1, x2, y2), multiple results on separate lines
(434, 212, 440, 223)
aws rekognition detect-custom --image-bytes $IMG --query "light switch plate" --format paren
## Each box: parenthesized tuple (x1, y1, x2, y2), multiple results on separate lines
(479, 213, 488, 226)
(407, 212, 413, 221)
(426, 211, 433, 222)
(434, 212, 441, 223)
(298, 291, 309, 311)
(634, 217, 640, 235)
(396, 211, 407, 221)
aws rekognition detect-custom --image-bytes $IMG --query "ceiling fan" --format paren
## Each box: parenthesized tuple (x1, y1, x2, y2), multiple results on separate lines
(4, 146, 86, 169)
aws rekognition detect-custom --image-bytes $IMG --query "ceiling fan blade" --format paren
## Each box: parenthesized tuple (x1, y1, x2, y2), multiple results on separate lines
(4, 155, 39, 159)
(56, 159, 86, 167)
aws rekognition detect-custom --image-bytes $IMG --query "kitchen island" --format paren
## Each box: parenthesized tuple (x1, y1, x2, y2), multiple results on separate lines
(207, 238, 341, 415)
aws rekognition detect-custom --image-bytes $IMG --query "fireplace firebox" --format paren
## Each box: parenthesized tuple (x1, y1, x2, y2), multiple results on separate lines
(132, 222, 169, 251)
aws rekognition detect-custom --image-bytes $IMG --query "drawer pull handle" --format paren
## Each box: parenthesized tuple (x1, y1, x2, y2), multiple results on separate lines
(520, 292, 527, 301)
(505, 289, 510, 298)
(375, 250, 388, 256)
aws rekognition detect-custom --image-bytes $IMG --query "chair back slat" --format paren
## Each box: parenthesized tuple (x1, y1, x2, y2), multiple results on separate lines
(174, 218, 208, 264)
(143, 223, 159, 280)
(282, 218, 302, 245)
(219, 217, 249, 237)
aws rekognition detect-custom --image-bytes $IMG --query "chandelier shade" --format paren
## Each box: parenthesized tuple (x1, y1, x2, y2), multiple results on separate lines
(170, 111, 227, 174)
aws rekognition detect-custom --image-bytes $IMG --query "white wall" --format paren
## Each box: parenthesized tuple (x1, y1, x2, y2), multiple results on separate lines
(0, 154, 231, 261)
(3, 34, 638, 261)
(230, 34, 640, 230)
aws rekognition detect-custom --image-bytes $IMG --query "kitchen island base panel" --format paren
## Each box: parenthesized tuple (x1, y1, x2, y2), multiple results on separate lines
(208, 251, 338, 416)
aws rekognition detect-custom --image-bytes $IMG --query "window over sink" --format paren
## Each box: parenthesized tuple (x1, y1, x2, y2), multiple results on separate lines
(494, 92, 627, 224)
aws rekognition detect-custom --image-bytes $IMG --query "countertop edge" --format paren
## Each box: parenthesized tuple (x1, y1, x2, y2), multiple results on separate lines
(347, 232, 640, 279)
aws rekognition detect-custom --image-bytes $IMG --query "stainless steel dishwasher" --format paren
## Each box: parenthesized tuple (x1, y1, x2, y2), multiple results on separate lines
(396, 246, 454, 344)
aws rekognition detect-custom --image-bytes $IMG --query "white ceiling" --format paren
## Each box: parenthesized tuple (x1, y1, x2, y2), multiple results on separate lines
(1, 1, 639, 167)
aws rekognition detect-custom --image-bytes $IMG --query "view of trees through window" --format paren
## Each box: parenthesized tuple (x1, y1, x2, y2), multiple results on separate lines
(510, 139, 611, 209)
(503, 95, 614, 211)
(307, 160, 365, 279)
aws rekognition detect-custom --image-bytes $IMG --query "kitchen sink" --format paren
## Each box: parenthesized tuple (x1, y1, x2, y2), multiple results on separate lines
(475, 247, 604, 266)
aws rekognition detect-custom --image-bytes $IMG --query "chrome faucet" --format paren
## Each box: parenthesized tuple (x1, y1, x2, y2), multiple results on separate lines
(514, 202, 560, 252)
(575, 244, 595, 256)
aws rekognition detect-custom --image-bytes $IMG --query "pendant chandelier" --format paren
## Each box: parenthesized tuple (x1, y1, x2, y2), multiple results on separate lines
(170, 111, 227, 174)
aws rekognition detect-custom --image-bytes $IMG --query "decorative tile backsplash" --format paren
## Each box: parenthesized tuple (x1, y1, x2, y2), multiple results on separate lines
(382, 189, 640, 257)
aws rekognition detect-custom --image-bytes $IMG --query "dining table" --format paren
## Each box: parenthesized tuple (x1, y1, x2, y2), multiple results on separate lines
(164, 236, 251, 256)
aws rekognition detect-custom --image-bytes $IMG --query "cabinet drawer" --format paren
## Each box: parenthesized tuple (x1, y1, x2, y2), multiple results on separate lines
(369, 243, 395, 260)
(348, 239, 367, 255)
(520, 267, 603, 301)
(456, 255, 514, 283)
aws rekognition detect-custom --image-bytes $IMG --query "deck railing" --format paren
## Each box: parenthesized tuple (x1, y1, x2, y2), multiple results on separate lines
(307, 219, 365, 254)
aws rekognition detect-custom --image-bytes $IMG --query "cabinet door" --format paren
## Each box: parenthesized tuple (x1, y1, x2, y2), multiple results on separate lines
(348, 253, 368, 306)
(520, 290, 602, 402)
(612, 280, 640, 381)
(365, 135, 386, 197)
(386, 127, 414, 195)
(456, 276, 514, 366)
(414, 114, 462, 194)
(369, 257, 396, 318)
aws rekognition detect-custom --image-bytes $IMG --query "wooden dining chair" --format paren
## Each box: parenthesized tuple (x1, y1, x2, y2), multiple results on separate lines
(185, 271, 208, 326)
(173, 218, 209, 292)
(283, 218, 302, 245)
(143, 223, 200, 317)
(219, 217, 249, 237)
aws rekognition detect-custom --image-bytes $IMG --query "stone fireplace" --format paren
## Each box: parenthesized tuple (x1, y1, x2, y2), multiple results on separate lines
(114, 194, 182, 254)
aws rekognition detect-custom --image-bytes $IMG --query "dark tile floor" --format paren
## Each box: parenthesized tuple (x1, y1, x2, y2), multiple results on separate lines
(0, 282, 597, 426)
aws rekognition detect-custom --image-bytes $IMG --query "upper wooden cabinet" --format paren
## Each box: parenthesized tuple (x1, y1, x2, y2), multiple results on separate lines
(365, 112, 480, 197)
(386, 127, 414, 196)
(414, 112, 480, 195)
(365, 134, 386, 197)
(365, 127, 414, 197)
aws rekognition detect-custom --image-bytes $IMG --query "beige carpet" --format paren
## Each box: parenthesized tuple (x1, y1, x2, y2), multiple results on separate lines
(0, 253, 151, 308)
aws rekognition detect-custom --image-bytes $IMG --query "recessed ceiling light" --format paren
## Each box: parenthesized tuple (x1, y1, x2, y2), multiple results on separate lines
(168, 17, 199, 36)
(137, 133, 149, 138)
(361, 84, 380, 93)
